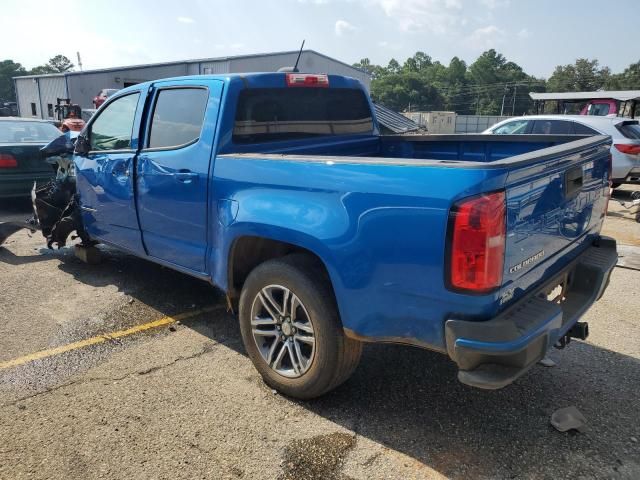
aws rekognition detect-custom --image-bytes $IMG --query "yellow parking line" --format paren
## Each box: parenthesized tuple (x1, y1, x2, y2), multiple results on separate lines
(0, 306, 219, 370)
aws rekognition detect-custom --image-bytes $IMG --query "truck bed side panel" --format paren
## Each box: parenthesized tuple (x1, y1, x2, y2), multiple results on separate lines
(211, 155, 508, 350)
(210, 136, 610, 351)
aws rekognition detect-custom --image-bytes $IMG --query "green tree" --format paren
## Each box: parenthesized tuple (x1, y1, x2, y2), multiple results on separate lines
(352, 58, 386, 79)
(447, 57, 467, 84)
(0, 60, 27, 101)
(438, 57, 472, 113)
(387, 59, 401, 75)
(48, 54, 74, 72)
(30, 55, 74, 75)
(371, 72, 444, 111)
(606, 60, 640, 90)
(466, 49, 538, 115)
(546, 58, 609, 92)
(402, 51, 432, 73)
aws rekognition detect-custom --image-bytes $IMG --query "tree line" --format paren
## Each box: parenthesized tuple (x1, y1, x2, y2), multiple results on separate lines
(2, 51, 640, 117)
(0, 55, 74, 102)
(354, 50, 640, 115)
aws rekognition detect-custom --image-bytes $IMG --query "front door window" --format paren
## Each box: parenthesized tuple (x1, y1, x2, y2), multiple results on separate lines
(90, 93, 140, 151)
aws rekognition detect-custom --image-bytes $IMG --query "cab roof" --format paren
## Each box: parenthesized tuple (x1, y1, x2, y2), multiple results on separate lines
(115, 72, 366, 96)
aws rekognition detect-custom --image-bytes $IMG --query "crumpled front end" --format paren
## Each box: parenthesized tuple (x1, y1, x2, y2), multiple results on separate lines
(31, 176, 90, 249)
(1, 132, 89, 249)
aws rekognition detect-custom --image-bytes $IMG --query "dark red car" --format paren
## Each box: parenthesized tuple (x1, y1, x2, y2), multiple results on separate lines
(92, 89, 118, 108)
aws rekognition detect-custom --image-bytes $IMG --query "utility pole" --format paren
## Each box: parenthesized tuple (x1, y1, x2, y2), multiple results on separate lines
(511, 85, 517, 116)
(500, 86, 508, 116)
(77, 52, 83, 72)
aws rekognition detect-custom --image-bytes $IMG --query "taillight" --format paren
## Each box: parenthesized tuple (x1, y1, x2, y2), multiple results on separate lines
(0, 154, 17, 168)
(286, 73, 329, 87)
(447, 191, 506, 293)
(614, 144, 640, 155)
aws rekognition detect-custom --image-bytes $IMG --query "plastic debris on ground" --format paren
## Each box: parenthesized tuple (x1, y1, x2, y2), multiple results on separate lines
(551, 406, 587, 433)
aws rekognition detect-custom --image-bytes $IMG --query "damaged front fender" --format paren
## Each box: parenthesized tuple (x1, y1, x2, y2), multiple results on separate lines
(32, 177, 90, 249)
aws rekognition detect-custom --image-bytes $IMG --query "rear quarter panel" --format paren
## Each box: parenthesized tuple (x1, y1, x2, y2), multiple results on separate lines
(210, 155, 509, 350)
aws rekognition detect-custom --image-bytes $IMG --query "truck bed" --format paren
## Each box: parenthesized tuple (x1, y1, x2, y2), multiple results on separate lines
(215, 134, 612, 351)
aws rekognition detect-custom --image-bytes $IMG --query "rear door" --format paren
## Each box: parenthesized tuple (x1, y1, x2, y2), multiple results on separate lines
(136, 80, 223, 273)
(75, 91, 146, 254)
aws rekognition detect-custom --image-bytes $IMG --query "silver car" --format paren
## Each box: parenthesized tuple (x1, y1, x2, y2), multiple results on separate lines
(484, 115, 640, 187)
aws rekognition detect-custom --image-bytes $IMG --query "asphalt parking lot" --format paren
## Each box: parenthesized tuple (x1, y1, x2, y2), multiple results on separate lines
(1, 190, 639, 480)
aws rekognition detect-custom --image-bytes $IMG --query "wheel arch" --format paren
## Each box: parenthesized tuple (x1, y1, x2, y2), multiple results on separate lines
(224, 233, 338, 306)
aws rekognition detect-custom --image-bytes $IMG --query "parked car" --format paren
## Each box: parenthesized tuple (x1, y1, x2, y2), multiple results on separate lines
(484, 115, 640, 187)
(92, 89, 119, 108)
(0, 101, 19, 117)
(11, 73, 616, 399)
(0, 117, 62, 198)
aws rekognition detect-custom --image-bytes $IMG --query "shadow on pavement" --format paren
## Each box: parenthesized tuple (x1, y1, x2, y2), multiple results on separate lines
(31, 247, 640, 478)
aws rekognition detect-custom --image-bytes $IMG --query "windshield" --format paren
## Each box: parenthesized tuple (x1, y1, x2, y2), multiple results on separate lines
(0, 121, 61, 143)
(586, 103, 612, 116)
(233, 88, 374, 144)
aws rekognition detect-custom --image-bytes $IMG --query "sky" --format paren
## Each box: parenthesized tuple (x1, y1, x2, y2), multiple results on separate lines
(2, 0, 638, 78)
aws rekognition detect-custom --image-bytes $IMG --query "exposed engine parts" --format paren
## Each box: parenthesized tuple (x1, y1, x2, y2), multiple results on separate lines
(31, 177, 90, 249)
(0, 132, 88, 249)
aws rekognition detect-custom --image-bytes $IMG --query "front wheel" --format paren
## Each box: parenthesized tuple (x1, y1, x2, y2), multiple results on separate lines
(238, 254, 362, 399)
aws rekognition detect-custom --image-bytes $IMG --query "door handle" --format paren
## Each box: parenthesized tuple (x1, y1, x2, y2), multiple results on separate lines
(174, 170, 198, 183)
(111, 165, 131, 177)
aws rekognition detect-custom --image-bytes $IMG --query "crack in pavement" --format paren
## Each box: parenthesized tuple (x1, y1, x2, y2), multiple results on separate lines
(1, 342, 221, 409)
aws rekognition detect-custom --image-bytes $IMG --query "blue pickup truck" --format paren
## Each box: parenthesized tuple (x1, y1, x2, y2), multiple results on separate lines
(11, 72, 617, 399)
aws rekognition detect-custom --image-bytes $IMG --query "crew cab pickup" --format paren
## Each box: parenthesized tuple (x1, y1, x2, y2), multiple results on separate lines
(16, 72, 617, 399)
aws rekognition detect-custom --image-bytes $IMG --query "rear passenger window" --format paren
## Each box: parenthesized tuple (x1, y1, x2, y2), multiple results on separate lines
(532, 120, 572, 134)
(492, 120, 530, 134)
(148, 88, 208, 149)
(573, 123, 599, 135)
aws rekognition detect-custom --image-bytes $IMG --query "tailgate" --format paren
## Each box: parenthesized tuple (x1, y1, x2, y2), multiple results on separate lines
(502, 137, 611, 297)
(0, 144, 51, 174)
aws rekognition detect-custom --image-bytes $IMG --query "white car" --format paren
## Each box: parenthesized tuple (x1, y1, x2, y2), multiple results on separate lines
(484, 115, 640, 187)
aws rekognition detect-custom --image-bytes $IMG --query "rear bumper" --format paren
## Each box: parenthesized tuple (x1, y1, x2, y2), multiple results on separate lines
(620, 167, 640, 184)
(445, 236, 617, 390)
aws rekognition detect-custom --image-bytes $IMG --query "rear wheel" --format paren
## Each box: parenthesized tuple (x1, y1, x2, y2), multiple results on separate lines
(238, 254, 362, 399)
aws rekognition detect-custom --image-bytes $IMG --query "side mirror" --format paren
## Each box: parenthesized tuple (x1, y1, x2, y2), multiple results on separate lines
(40, 131, 76, 158)
(75, 133, 91, 156)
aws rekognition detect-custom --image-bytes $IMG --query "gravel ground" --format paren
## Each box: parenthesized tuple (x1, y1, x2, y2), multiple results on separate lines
(0, 196, 639, 480)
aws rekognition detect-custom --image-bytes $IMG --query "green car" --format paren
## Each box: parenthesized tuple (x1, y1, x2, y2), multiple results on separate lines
(0, 118, 61, 198)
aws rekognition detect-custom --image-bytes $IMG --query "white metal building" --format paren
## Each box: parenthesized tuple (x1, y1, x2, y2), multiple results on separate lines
(13, 50, 371, 119)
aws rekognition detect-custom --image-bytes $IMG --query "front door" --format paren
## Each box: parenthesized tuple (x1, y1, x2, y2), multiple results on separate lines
(75, 91, 145, 254)
(136, 80, 223, 273)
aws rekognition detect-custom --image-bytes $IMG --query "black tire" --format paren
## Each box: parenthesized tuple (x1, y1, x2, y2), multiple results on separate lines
(239, 254, 362, 399)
